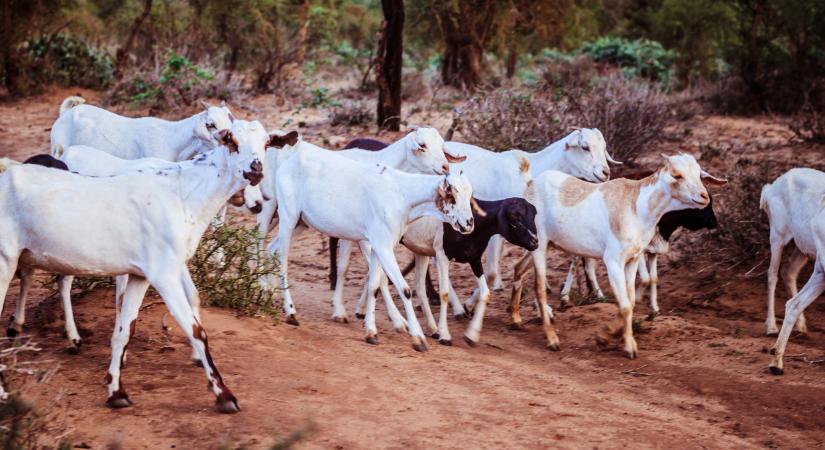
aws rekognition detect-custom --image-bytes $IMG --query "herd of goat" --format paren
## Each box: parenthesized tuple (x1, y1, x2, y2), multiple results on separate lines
(0, 96, 820, 413)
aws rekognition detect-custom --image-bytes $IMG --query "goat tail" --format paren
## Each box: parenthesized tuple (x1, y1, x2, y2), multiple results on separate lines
(759, 183, 772, 213)
(0, 157, 20, 174)
(59, 96, 85, 115)
(329, 237, 339, 290)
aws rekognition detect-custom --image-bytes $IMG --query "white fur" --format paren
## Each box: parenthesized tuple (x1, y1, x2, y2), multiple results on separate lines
(769, 195, 825, 374)
(509, 154, 724, 357)
(0, 124, 264, 411)
(760, 168, 825, 335)
(272, 142, 475, 350)
(446, 128, 619, 290)
(258, 128, 465, 326)
(51, 97, 234, 161)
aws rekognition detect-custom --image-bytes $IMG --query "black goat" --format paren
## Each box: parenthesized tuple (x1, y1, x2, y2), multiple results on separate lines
(401, 196, 539, 346)
(24, 154, 69, 170)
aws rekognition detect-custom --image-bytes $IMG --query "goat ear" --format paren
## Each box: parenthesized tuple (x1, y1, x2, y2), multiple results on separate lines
(701, 170, 728, 187)
(445, 150, 466, 163)
(200, 100, 213, 111)
(217, 130, 238, 152)
(268, 131, 299, 149)
(219, 100, 227, 108)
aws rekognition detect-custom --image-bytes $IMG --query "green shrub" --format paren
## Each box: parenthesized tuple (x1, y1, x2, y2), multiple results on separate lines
(108, 49, 224, 111)
(304, 87, 341, 108)
(15, 34, 113, 92)
(189, 223, 280, 319)
(580, 36, 675, 85)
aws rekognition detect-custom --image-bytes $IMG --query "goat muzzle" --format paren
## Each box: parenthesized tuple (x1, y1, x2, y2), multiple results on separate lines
(244, 160, 264, 186)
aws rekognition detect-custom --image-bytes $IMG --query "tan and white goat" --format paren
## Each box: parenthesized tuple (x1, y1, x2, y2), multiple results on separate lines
(508, 154, 726, 358)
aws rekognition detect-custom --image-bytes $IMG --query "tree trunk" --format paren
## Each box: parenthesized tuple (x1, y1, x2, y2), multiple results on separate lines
(295, 0, 310, 65)
(115, 0, 153, 79)
(438, 1, 495, 92)
(376, 0, 404, 131)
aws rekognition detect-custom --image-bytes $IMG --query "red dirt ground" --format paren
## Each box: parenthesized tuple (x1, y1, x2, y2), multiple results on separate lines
(0, 88, 824, 449)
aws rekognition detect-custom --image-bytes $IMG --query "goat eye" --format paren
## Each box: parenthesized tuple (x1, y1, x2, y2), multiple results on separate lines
(581, 145, 590, 152)
(206, 123, 216, 130)
(672, 173, 683, 180)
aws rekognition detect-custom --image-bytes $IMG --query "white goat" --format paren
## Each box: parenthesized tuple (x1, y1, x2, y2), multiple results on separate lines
(0, 121, 272, 412)
(769, 194, 825, 375)
(508, 154, 725, 357)
(760, 168, 825, 335)
(257, 127, 466, 326)
(7, 121, 275, 356)
(51, 96, 234, 161)
(273, 141, 475, 351)
(446, 128, 620, 292)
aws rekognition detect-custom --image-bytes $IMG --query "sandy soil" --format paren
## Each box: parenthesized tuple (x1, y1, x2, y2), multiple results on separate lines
(0, 88, 824, 449)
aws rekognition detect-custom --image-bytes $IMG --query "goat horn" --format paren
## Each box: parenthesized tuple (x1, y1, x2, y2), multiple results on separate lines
(606, 151, 623, 165)
(471, 198, 487, 217)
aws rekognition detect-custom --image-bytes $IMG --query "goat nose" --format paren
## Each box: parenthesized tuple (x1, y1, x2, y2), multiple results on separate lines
(250, 159, 263, 173)
(602, 168, 610, 179)
(442, 163, 450, 174)
(700, 191, 709, 202)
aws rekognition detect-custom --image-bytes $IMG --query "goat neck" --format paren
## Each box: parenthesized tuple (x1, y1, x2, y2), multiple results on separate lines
(634, 171, 676, 232)
(527, 137, 567, 175)
(162, 113, 211, 161)
(338, 134, 409, 169)
(400, 173, 446, 221)
(177, 148, 248, 233)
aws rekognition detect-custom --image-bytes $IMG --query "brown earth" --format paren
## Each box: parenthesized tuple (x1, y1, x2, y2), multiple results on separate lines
(0, 88, 824, 449)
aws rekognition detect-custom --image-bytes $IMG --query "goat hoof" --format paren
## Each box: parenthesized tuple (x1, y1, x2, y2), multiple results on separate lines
(768, 347, 777, 355)
(365, 335, 379, 345)
(766, 331, 778, 337)
(438, 339, 452, 346)
(508, 322, 525, 331)
(106, 392, 133, 409)
(546, 343, 561, 352)
(355, 313, 365, 320)
(557, 302, 570, 312)
(332, 316, 349, 324)
(192, 358, 204, 368)
(595, 334, 610, 349)
(624, 349, 638, 359)
(285, 314, 300, 326)
(430, 332, 440, 339)
(463, 335, 478, 348)
(415, 305, 422, 312)
(454, 313, 467, 321)
(769, 365, 784, 376)
(215, 393, 240, 414)
(6, 327, 18, 338)
(411, 338, 428, 353)
(66, 342, 82, 355)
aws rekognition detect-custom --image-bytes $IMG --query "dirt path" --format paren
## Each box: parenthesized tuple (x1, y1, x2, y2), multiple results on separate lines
(1, 90, 824, 449)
